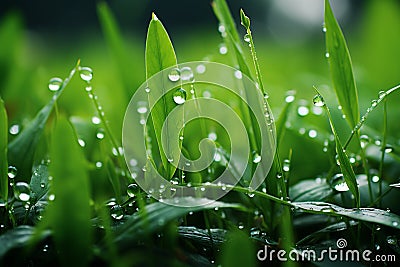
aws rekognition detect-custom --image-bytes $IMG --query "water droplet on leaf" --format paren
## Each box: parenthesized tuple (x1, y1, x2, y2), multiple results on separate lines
(110, 205, 124, 220)
(313, 94, 325, 107)
(8, 166, 17, 179)
(168, 68, 180, 82)
(79, 67, 93, 82)
(173, 88, 187, 105)
(180, 67, 194, 81)
(48, 77, 63, 92)
(14, 182, 30, 202)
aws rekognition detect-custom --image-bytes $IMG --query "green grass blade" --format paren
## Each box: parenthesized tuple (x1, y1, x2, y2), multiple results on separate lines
(145, 13, 181, 179)
(325, 0, 359, 129)
(212, 0, 240, 43)
(7, 63, 77, 181)
(0, 98, 8, 201)
(97, 2, 138, 96)
(47, 117, 92, 267)
(293, 202, 400, 230)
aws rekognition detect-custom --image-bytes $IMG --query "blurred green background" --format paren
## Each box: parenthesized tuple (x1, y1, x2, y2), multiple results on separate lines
(1, 0, 400, 182)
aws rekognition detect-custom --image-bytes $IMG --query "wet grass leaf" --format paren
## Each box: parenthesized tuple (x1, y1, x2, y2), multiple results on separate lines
(46, 117, 92, 267)
(0, 98, 8, 201)
(325, 0, 359, 129)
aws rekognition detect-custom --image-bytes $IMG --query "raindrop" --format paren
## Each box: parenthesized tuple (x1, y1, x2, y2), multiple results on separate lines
(252, 152, 261, 163)
(48, 194, 55, 201)
(48, 77, 63, 92)
(313, 94, 325, 107)
(168, 68, 180, 82)
(219, 44, 228, 55)
(9, 124, 20, 135)
(387, 236, 397, 245)
(196, 64, 206, 74)
(92, 116, 101, 125)
(127, 183, 139, 198)
(331, 174, 349, 192)
(95, 161, 103, 168)
(180, 67, 194, 81)
(322, 26, 327, 33)
(79, 67, 93, 82)
(145, 87, 151, 93)
(8, 166, 17, 179)
(238, 222, 244, 230)
(283, 159, 290, 172)
(244, 33, 250, 43)
(285, 95, 295, 103)
(85, 86, 92, 92)
(96, 128, 105, 140)
(14, 182, 30, 202)
(392, 221, 399, 227)
(203, 91, 211, 98)
(371, 99, 378, 107)
(384, 145, 393, 154)
(360, 135, 369, 148)
(110, 205, 124, 220)
(308, 129, 318, 138)
(371, 175, 380, 183)
(137, 101, 148, 114)
(218, 24, 226, 34)
(208, 132, 217, 141)
(276, 172, 283, 179)
(234, 70, 243, 79)
(325, 52, 330, 58)
(173, 88, 187, 105)
(297, 106, 309, 116)
(378, 90, 386, 99)
(214, 152, 222, 162)
(78, 139, 86, 147)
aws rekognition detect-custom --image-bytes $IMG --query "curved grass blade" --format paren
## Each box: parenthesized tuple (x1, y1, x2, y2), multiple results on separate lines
(293, 201, 400, 230)
(7, 62, 78, 181)
(114, 197, 243, 246)
(145, 13, 181, 179)
(0, 226, 51, 260)
(47, 117, 92, 267)
(97, 2, 139, 96)
(0, 98, 7, 201)
(325, 0, 359, 129)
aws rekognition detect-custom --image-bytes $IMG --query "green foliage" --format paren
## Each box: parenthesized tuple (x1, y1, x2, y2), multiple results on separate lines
(324, 0, 359, 130)
(0, 98, 7, 201)
(220, 230, 256, 267)
(46, 117, 93, 267)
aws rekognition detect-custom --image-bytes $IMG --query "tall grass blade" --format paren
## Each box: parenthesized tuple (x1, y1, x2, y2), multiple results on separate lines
(0, 98, 7, 201)
(145, 13, 181, 179)
(324, 0, 359, 129)
(47, 117, 92, 267)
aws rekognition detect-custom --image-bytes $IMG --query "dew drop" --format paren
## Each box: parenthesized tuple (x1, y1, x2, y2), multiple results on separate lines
(360, 135, 369, 148)
(387, 236, 397, 245)
(127, 183, 139, 198)
(7, 166, 17, 179)
(325, 52, 330, 58)
(252, 152, 261, 163)
(372, 175, 380, 183)
(145, 87, 151, 93)
(92, 116, 101, 125)
(276, 172, 283, 179)
(308, 129, 318, 138)
(85, 86, 92, 92)
(285, 95, 295, 103)
(168, 68, 180, 82)
(78, 139, 86, 147)
(371, 99, 378, 107)
(219, 44, 228, 55)
(110, 205, 124, 220)
(234, 70, 243, 79)
(9, 124, 20, 135)
(331, 174, 349, 192)
(238, 222, 244, 230)
(244, 33, 250, 43)
(392, 221, 399, 227)
(95, 161, 103, 168)
(14, 182, 30, 202)
(137, 101, 148, 114)
(297, 106, 309, 116)
(173, 88, 187, 105)
(196, 64, 206, 74)
(283, 159, 290, 172)
(48, 77, 63, 92)
(313, 94, 325, 107)
(180, 67, 194, 81)
(48, 194, 55, 201)
(378, 90, 386, 99)
(208, 132, 217, 141)
(79, 67, 93, 82)
(96, 128, 105, 140)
